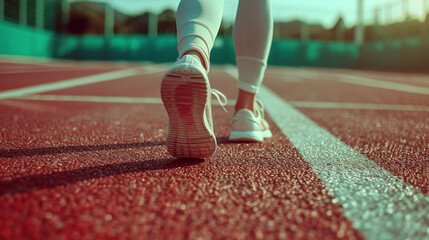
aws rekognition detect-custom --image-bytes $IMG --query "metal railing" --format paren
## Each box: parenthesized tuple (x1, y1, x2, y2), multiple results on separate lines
(373, 0, 429, 25)
(2, 0, 428, 41)
(0, 0, 64, 31)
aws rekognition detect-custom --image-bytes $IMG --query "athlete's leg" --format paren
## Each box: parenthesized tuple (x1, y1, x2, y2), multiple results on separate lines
(161, 0, 227, 158)
(176, 0, 225, 71)
(233, 0, 273, 112)
(229, 0, 273, 142)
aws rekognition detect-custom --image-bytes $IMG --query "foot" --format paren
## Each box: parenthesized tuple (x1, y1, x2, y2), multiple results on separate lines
(229, 100, 272, 142)
(161, 55, 226, 159)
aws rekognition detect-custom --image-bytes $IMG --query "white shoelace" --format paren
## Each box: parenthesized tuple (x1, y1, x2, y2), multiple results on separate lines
(255, 99, 265, 118)
(211, 89, 228, 112)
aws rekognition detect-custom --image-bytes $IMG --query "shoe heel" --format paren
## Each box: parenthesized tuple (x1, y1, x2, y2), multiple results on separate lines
(161, 70, 216, 159)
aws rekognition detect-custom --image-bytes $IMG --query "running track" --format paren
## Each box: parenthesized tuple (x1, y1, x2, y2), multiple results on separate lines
(0, 56, 428, 240)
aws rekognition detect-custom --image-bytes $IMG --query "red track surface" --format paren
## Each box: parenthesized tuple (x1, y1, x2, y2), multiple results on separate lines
(1, 58, 428, 239)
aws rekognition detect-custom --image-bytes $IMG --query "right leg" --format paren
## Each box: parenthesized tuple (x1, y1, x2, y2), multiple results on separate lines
(176, 0, 225, 71)
(161, 0, 225, 158)
(233, 0, 273, 111)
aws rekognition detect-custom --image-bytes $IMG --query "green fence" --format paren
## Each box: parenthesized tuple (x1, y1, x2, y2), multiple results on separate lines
(51, 34, 179, 63)
(362, 37, 429, 72)
(0, 19, 54, 57)
(269, 40, 360, 69)
(1, 20, 428, 72)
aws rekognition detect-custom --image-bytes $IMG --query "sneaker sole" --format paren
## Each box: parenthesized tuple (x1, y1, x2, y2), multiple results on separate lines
(161, 64, 216, 159)
(229, 129, 273, 143)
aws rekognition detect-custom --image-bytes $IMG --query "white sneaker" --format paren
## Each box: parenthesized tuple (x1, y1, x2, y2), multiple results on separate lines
(229, 100, 272, 142)
(161, 55, 227, 159)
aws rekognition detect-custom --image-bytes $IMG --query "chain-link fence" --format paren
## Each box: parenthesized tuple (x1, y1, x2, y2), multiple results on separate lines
(0, 0, 66, 32)
(372, 0, 428, 25)
(2, 0, 428, 41)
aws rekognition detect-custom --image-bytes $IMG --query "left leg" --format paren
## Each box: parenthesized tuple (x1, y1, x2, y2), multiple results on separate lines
(229, 0, 273, 142)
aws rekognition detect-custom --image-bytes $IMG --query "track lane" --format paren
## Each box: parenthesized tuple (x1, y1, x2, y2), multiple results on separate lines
(299, 108, 429, 194)
(32, 70, 238, 99)
(227, 67, 429, 239)
(0, 69, 131, 92)
(290, 67, 429, 88)
(0, 101, 362, 239)
(1, 60, 429, 239)
(264, 75, 429, 105)
(261, 67, 429, 195)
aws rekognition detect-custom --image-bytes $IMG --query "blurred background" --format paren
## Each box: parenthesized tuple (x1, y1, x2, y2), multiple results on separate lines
(1, 0, 428, 71)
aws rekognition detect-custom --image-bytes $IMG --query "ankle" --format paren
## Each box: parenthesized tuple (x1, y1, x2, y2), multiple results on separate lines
(234, 105, 254, 113)
(185, 50, 205, 67)
(235, 90, 256, 113)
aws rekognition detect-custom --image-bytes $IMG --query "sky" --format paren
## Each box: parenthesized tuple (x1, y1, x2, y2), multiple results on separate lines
(70, 0, 428, 27)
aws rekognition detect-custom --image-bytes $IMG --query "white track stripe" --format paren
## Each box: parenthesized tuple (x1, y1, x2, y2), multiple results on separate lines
(17, 95, 164, 104)
(0, 54, 53, 64)
(0, 67, 162, 100)
(284, 69, 429, 95)
(0, 68, 120, 74)
(226, 67, 429, 239)
(14, 95, 237, 106)
(13, 94, 429, 112)
(288, 101, 429, 112)
(337, 74, 429, 96)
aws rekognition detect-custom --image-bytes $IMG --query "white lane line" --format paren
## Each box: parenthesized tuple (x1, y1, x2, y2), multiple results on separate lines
(226, 67, 429, 239)
(289, 101, 429, 112)
(17, 95, 163, 104)
(0, 55, 172, 70)
(0, 55, 128, 68)
(0, 67, 163, 100)
(0, 54, 53, 64)
(14, 94, 237, 106)
(358, 73, 429, 85)
(337, 74, 429, 96)
(284, 69, 429, 95)
(13, 94, 429, 111)
(280, 77, 303, 83)
(0, 68, 108, 74)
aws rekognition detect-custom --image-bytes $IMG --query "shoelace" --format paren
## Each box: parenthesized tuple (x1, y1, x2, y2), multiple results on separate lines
(255, 99, 265, 118)
(211, 89, 228, 112)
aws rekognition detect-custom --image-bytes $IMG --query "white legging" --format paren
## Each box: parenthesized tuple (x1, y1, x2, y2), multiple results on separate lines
(176, 0, 273, 94)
